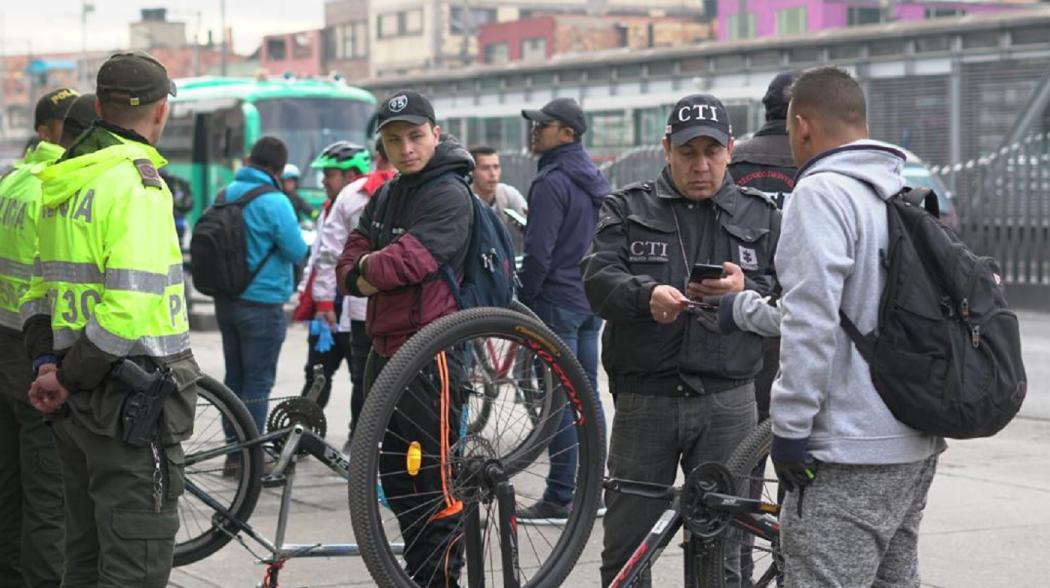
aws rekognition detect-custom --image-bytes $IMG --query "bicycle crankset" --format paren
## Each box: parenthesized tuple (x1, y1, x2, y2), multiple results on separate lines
(680, 462, 738, 538)
(266, 397, 327, 454)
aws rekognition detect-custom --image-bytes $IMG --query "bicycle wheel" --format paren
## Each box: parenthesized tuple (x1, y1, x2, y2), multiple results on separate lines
(174, 375, 264, 566)
(696, 419, 782, 588)
(349, 307, 606, 588)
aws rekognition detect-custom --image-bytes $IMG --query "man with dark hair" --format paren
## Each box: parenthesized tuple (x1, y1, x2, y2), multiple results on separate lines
(336, 90, 474, 586)
(468, 145, 527, 252)
(582, 93, 780, 587)
(517, 97, 609, 524)
(20, 51, 201, 587)
(0, 86, 79, 588)
(772, 66, 944, 586)
(729, 70, 799, 201)
(214, 136, 308, 440)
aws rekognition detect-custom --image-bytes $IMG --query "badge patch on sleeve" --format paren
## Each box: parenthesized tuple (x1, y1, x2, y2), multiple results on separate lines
(738, 246, 759, 270)
(133, 159, 163, 189)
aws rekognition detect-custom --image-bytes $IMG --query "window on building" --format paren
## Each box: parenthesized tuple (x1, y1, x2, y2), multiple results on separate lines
(378, 9, 423, 39)
(848, 7, 883, 26)
(521, 37, 546, 62)
(450, 6, 498, 35)
(484, 42, 509, 65)
(378, 13, 398, 39)
(336, 21, 369, 59)
(726, 13, 756, 40)
(292, 33, 312, 59)
(404, 9, 423, 34)
(586, 110, 635, 149)
(776, 7, 807, 36)
(267, 38, 287, 60)
(926, 8, 965, 19)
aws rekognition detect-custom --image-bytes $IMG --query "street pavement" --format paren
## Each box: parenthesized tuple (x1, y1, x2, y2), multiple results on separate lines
(169, 311, 1050, 587)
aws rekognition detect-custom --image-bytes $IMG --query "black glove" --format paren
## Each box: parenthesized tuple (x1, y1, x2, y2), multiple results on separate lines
(770, 435, 817, 493)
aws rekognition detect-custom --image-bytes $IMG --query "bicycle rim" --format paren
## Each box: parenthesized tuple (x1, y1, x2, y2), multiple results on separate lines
(349, 307, 606, 588)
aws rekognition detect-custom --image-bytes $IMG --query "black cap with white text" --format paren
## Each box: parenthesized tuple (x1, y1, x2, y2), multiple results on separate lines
(665, 94, 733, 147)
(376, 90, 436, 130)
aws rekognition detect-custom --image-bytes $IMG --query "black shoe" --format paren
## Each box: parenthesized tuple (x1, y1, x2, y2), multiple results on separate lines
(516, 499, 570, 526)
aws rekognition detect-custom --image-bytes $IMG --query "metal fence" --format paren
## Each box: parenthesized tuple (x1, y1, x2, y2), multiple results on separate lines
(933, 133, 1050, 307)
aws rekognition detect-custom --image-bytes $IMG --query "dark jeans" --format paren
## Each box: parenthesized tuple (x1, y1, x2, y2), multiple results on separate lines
(364, 351, 465, 587)
(348, 320, 370, 435)
(215, 299, 287, 434)
(528, 299, 602, 506)
(600, 385, 757, 588)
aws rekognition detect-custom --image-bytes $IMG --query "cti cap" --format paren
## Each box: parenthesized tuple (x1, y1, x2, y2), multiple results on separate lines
(96, 51, 177, 107)
(62, 93, 100, 138)
(521, 97, 587, 135)
(665, 93, 733, 147)
(34, 88, 79, 128)
(376, 90, 436, 130)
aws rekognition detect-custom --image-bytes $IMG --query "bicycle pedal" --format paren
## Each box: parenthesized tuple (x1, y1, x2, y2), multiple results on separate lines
(261, 474, 287, 488)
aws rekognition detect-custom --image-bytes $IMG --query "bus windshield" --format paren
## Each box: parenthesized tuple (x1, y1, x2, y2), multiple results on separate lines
(254, 98, 373, 190)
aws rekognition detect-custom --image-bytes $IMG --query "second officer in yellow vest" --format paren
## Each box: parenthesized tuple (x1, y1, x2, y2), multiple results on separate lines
(20, 51, 199, 588)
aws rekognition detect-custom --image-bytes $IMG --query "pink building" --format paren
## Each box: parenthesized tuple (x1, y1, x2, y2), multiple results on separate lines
(260, 30, 325, 77)
(715, 0, 1034, 41)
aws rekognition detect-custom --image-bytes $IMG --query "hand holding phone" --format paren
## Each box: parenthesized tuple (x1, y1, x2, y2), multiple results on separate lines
(689, 263, 725, 284)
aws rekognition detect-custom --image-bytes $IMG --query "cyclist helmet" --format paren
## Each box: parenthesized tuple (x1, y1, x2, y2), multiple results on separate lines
(281, 163, 300, 180)
(311, 141, 372, 175)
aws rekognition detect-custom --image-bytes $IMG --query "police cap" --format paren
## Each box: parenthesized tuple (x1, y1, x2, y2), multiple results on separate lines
(63, 93, 100, 138)
(665, 94, 732, 148)
(34, 88, 79, 128)
(96, 51, 177, 107)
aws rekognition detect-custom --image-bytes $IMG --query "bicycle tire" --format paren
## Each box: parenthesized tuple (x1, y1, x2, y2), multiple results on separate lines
(174, 375, 264, 566)
(349, 307, 605, 588)
(695, 419, 779, 588)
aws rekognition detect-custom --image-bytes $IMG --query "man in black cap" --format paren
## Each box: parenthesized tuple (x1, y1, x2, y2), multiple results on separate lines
(581, 93, 781, 587)
(729, 70, 799, 201)
(59, 93, 100, 148)
(21, 50, 199, 588)
(0, 86, 78, 588)
(336, 89, 474, 587)
(516, 97, 610, 524)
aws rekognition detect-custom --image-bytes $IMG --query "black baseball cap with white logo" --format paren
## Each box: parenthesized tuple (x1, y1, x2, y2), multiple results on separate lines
(521, 97, 587, 135)
(376, 89, 436, 130)
(665, 94, 732, 147)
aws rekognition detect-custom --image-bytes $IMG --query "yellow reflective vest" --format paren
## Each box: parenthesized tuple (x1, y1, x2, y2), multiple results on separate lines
(20, 128, 189, 368)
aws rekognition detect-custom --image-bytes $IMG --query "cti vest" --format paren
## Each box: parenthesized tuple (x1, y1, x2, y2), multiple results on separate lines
(0, 141, 64, 331)
(20, 130, 189, 358)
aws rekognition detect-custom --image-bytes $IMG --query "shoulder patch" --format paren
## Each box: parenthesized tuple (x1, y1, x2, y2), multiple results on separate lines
(612, 180, 653, 199)
(737, 185, 778, 207)
(133, 158, 163, 189)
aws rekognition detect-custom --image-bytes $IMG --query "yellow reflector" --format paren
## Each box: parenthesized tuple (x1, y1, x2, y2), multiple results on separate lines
(406, 441, 422, 476)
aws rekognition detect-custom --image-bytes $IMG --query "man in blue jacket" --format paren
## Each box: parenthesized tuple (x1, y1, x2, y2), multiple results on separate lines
(215, 137, 308, 445)
(517, 97, 609, 523)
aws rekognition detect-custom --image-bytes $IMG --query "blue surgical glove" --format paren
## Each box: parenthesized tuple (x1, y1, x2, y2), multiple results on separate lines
(310, 318, 334, 353)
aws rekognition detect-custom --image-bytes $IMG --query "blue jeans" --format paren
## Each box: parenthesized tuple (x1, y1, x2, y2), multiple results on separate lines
(215, 298, 288, 434)
(528, 299, 602, 506)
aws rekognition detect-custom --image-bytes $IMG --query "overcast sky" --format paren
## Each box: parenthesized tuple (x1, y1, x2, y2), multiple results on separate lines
(1, 1, 326, 56)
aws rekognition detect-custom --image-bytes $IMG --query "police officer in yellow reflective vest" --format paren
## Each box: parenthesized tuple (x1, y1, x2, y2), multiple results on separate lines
(0, 86, 80, 588)
(20, 51, 200, 588)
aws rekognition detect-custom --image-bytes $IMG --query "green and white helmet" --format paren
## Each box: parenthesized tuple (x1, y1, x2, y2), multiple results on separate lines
(310, 141, 371, 174)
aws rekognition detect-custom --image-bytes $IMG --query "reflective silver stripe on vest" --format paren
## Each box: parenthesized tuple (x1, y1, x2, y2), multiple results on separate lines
(40, 261, 103, 284)
(38, 262, 183, 295)
(0, 258, 34, 281)
(85, 317, 190, 357)
(0, 307, 20, 330)
(19, 298, 51, 325)
(104, 264, 184, 295)
(53, 327, 79, 351)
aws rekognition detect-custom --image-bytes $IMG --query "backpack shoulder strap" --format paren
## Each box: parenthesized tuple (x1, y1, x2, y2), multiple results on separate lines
(839, 310, 875, 361)
(223, 184, 280, 208)
(897, 187, 938, 217)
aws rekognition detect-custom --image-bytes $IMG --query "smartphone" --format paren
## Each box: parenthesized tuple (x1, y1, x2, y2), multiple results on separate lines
(690, 263, 725, 283)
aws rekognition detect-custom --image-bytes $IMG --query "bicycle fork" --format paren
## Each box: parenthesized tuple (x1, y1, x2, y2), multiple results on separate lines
(464, 479, 521, 588)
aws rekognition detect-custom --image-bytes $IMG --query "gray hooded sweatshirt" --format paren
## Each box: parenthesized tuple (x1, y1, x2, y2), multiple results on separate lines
(771, 139, 946, 465)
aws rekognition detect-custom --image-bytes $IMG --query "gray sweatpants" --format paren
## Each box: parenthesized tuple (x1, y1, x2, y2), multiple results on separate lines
(780, 455, 939, 588)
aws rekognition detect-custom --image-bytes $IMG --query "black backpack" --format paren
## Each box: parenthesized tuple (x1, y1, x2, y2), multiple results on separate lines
(840, 188, 1027, 439)
(190, 185, 280, 299)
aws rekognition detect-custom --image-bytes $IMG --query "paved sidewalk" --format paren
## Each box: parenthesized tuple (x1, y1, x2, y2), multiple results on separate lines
(170, 312, 1050, 587)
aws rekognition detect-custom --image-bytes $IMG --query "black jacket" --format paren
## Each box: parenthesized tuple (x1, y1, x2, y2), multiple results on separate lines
(581, 168, 780, 396)
(728, 119, 797, 203)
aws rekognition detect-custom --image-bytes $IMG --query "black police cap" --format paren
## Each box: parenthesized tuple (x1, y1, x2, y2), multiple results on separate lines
(665, 94, 733, 147)
(62, 93, 100, 138)
(97, 51, 177, 107)
(522, 97, 587, 135)
(34, 88, 79, 128)
(376, 90, 436, 130)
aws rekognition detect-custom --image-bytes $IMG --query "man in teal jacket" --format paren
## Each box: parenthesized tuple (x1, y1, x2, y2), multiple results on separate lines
(214, 137, 308, 443)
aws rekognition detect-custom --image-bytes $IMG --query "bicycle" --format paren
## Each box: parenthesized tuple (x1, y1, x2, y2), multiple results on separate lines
(349, 306, 607, 587)
(606, 419, 782, 588)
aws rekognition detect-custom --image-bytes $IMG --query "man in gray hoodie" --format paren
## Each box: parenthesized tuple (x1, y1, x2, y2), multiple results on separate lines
(771, 66, 945, 586)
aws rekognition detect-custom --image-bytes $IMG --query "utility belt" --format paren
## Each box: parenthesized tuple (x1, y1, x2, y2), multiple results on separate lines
(611, 374, 751, 398)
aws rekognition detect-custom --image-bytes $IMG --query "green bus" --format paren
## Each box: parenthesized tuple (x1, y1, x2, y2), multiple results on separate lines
(157, 76, 376, 226)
